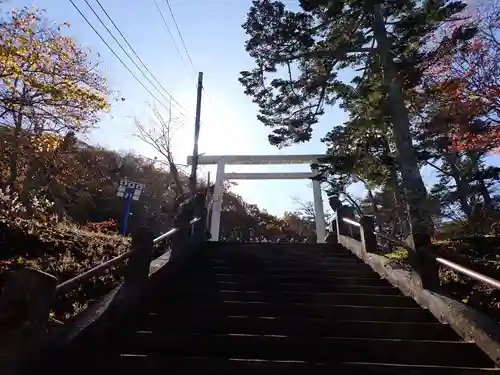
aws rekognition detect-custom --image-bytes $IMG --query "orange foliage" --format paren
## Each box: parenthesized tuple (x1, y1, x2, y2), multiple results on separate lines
(422, 5, 500, 152)
(84, 219, 118, 234)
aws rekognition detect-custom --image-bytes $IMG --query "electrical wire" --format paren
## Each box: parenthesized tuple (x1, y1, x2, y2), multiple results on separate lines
(152, 0, 192, 79)
(82, 0, 186, 116)
(163, 0, 197, 75)
(202, 86, 215, 108)
(154, 0, 217, 117)
(161, 0, 217, 112)
(68, 0, 176, 114)
(93, 0, 187, 115)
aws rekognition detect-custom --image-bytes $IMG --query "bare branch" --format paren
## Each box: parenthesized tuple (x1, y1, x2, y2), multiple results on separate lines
(134, 101, 186, 211)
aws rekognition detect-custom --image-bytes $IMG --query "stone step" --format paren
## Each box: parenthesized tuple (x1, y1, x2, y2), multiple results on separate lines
(157, 288, 419, 307)
(209, 264, 374, 274)
(144, 301, 437, 322)
(114, 332, 492, 367)
(92, 355, 499, 375)
(215, 290, 419, 307)
(130, 314, 460, 341)
(214, 272, 389, 285)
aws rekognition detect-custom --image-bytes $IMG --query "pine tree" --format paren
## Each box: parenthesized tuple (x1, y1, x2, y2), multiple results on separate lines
(240, 0, 474, 244)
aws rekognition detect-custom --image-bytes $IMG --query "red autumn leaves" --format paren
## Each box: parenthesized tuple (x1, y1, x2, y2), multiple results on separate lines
(422, 3, 500, 152)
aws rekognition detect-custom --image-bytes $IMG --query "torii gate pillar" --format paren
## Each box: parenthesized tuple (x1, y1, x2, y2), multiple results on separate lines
(210, 160, 225, 244)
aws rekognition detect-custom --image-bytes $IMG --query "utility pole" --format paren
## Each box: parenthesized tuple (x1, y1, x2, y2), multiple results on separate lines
(189, 72, 203, 196)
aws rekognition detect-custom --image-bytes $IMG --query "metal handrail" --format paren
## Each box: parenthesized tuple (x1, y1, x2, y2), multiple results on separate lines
(56, 251, 132, 293)
(55, 216, 202, 294)
(342, 217, 361, 227)
(340, 216, 500, 291)
(375, 230, 500, 291)
(435, 257, 500, 290)
(152, 217, 200, 243)
(153, 228, 179, 244)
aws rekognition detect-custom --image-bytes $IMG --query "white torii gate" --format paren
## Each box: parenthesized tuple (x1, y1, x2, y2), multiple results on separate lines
(187, 154, 327, 243)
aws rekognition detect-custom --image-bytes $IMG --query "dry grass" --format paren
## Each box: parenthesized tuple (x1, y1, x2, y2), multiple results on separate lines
(0, 217, 131, 321)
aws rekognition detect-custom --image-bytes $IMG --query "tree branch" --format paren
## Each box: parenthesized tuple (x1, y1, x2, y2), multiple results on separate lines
(276, 47, 375, 63)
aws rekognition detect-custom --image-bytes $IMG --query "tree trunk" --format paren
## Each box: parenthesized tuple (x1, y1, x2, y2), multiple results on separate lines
(344, 192, 363, 216)
(468, 154, 493, 208)
(445, 153, 473, 219)
(477, 178, 492, 207)
(390, 166, 411, 237)
(381, 136, 410, 237)
(372, 6, 434, 239)
(372, 5, 440, 289)
(167, 152, 184, 213)
(8, 112, 22, 184)
(366, 189, 384, 231)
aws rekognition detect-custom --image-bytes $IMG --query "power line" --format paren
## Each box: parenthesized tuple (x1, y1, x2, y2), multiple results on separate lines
(161, 0, 217, 112)
(82, 0, 186, 115)
(93, 0, 187, 115)
(154, 0, 217, 117)
(68, 0, 176, 114)
(152, 0, 192, 78)
(202, 86, 215, 108)
(163, 0, 197, 75)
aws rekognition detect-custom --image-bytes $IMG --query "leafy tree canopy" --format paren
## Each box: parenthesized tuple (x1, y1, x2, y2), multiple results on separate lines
(240, 0, 472, 147)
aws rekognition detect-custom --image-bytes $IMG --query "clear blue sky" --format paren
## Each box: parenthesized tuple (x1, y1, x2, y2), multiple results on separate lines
(5, 0, 493, 217)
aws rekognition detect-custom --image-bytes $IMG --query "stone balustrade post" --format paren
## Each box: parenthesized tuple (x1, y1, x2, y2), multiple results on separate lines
(0, 268, 58, 375)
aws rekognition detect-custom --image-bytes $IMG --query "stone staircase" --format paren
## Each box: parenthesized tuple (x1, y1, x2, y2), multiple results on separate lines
(49, 242, 498, 374)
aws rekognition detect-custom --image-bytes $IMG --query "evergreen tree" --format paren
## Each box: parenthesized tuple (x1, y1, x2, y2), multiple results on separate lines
(240, 0, 474, 242)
